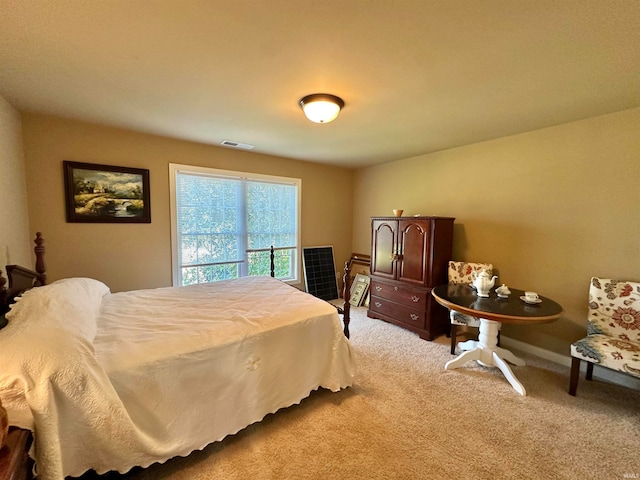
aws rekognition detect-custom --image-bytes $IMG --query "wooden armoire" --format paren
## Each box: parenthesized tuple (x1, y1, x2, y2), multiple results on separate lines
(367, 216, 454, 340)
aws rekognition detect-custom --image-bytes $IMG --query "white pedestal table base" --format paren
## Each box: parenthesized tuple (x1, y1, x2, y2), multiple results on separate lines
(445, 318, 527, 395)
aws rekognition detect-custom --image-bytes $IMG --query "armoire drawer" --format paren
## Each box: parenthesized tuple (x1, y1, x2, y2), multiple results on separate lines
(369, 295, 425, 328)
(370, 279, 427, 307)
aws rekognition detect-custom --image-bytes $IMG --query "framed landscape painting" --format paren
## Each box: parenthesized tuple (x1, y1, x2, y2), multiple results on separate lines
(63, 161, 151, 223)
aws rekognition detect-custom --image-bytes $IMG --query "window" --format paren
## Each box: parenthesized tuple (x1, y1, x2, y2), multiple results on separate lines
(169, 164, 301, 286)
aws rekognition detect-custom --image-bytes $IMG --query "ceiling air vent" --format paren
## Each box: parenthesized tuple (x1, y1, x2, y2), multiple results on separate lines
(221, 140, 255, 150)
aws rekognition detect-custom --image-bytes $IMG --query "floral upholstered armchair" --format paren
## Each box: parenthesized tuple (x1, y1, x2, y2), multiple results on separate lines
(448, 261, 495, 355)
(569, 277, 640, 396)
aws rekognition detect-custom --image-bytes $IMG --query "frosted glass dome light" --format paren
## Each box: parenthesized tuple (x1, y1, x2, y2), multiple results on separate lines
(299, 94, 344, 123)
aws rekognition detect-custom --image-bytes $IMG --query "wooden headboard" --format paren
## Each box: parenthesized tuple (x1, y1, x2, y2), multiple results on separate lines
(0, 232, 46, 316)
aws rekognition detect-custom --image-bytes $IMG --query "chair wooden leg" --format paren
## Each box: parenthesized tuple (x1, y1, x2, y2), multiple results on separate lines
(497, 330, 501, 347)
(586, 362, 594, 380)
(569, 356, 581, 396)
(450, 324, 457, 355)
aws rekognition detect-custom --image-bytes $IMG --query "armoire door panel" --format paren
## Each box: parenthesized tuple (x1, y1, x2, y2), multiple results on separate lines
(397, 219, 430, 286)
(371, 220, 396, 279)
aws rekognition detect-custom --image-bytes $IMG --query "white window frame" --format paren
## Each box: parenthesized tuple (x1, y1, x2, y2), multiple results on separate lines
(169, 163, 302, 286)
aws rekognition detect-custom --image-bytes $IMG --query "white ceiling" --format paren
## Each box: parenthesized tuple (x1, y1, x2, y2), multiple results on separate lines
(1, 1, 639, 168)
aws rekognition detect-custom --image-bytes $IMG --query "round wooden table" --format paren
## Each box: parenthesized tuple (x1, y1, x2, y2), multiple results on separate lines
(431, 284, 563, 395)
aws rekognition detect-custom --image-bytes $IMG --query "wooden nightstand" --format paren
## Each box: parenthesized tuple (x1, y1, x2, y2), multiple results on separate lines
(0, 427, 33, 480)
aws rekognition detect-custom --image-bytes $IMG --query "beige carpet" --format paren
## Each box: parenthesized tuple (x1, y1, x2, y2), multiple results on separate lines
(82, 307, 640, 480)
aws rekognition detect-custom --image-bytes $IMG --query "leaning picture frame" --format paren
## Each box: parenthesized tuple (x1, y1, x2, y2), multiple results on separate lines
(343, 252, 370, 297)
(63, 161, 151, 223)
(349, 273, 370, 307)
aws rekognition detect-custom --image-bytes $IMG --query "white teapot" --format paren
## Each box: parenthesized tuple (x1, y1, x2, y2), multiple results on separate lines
(471, 269, 498, 297)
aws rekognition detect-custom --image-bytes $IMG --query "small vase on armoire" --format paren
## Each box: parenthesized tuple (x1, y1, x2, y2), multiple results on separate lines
(367, 216, 454, 340)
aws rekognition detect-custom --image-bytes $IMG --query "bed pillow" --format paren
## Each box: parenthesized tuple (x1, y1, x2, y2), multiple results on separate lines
(6, 277, 110, 343)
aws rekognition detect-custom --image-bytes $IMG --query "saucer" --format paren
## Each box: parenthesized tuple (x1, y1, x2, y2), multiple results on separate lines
(520, 295, 542, 304)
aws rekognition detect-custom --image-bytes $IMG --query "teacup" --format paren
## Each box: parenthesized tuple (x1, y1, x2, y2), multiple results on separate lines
(524, 291, 539, 302)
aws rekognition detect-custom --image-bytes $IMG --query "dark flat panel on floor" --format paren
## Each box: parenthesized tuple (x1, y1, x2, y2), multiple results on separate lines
(302, 246, 339, 301)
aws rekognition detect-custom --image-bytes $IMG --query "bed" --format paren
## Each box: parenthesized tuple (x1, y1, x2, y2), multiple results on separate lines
(0, 233, 355, 480)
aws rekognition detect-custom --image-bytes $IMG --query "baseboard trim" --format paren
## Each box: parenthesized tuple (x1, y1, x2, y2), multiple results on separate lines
(499, 336, 571, 366)
(500, 335, 640, 390)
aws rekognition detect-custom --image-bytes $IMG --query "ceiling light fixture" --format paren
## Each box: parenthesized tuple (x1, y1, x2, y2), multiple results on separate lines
(299, 93, 344, 123)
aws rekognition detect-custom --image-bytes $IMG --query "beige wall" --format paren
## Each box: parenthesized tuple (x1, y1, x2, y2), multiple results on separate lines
(0, 95, 31, 269)
(11, 106, 640, 356)
(21, 113, 353, 292)
(352, 107, 640, 355)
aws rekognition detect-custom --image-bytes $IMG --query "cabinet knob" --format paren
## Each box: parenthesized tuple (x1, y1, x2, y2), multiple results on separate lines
(375, 285, 382, 292)
(410, 313, 419, 320)
(375, 302, 382, 308)
(412, 296, 420, 303)
(394, 286, 399, 291)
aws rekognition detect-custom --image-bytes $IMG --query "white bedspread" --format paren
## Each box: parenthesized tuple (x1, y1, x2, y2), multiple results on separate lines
(0, 276, 354, 479)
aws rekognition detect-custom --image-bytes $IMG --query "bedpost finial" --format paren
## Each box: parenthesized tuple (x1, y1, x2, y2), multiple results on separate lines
(270, 246, 275, 278)
(33, 232, 46, 286)
(341, 260, 352, 339)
